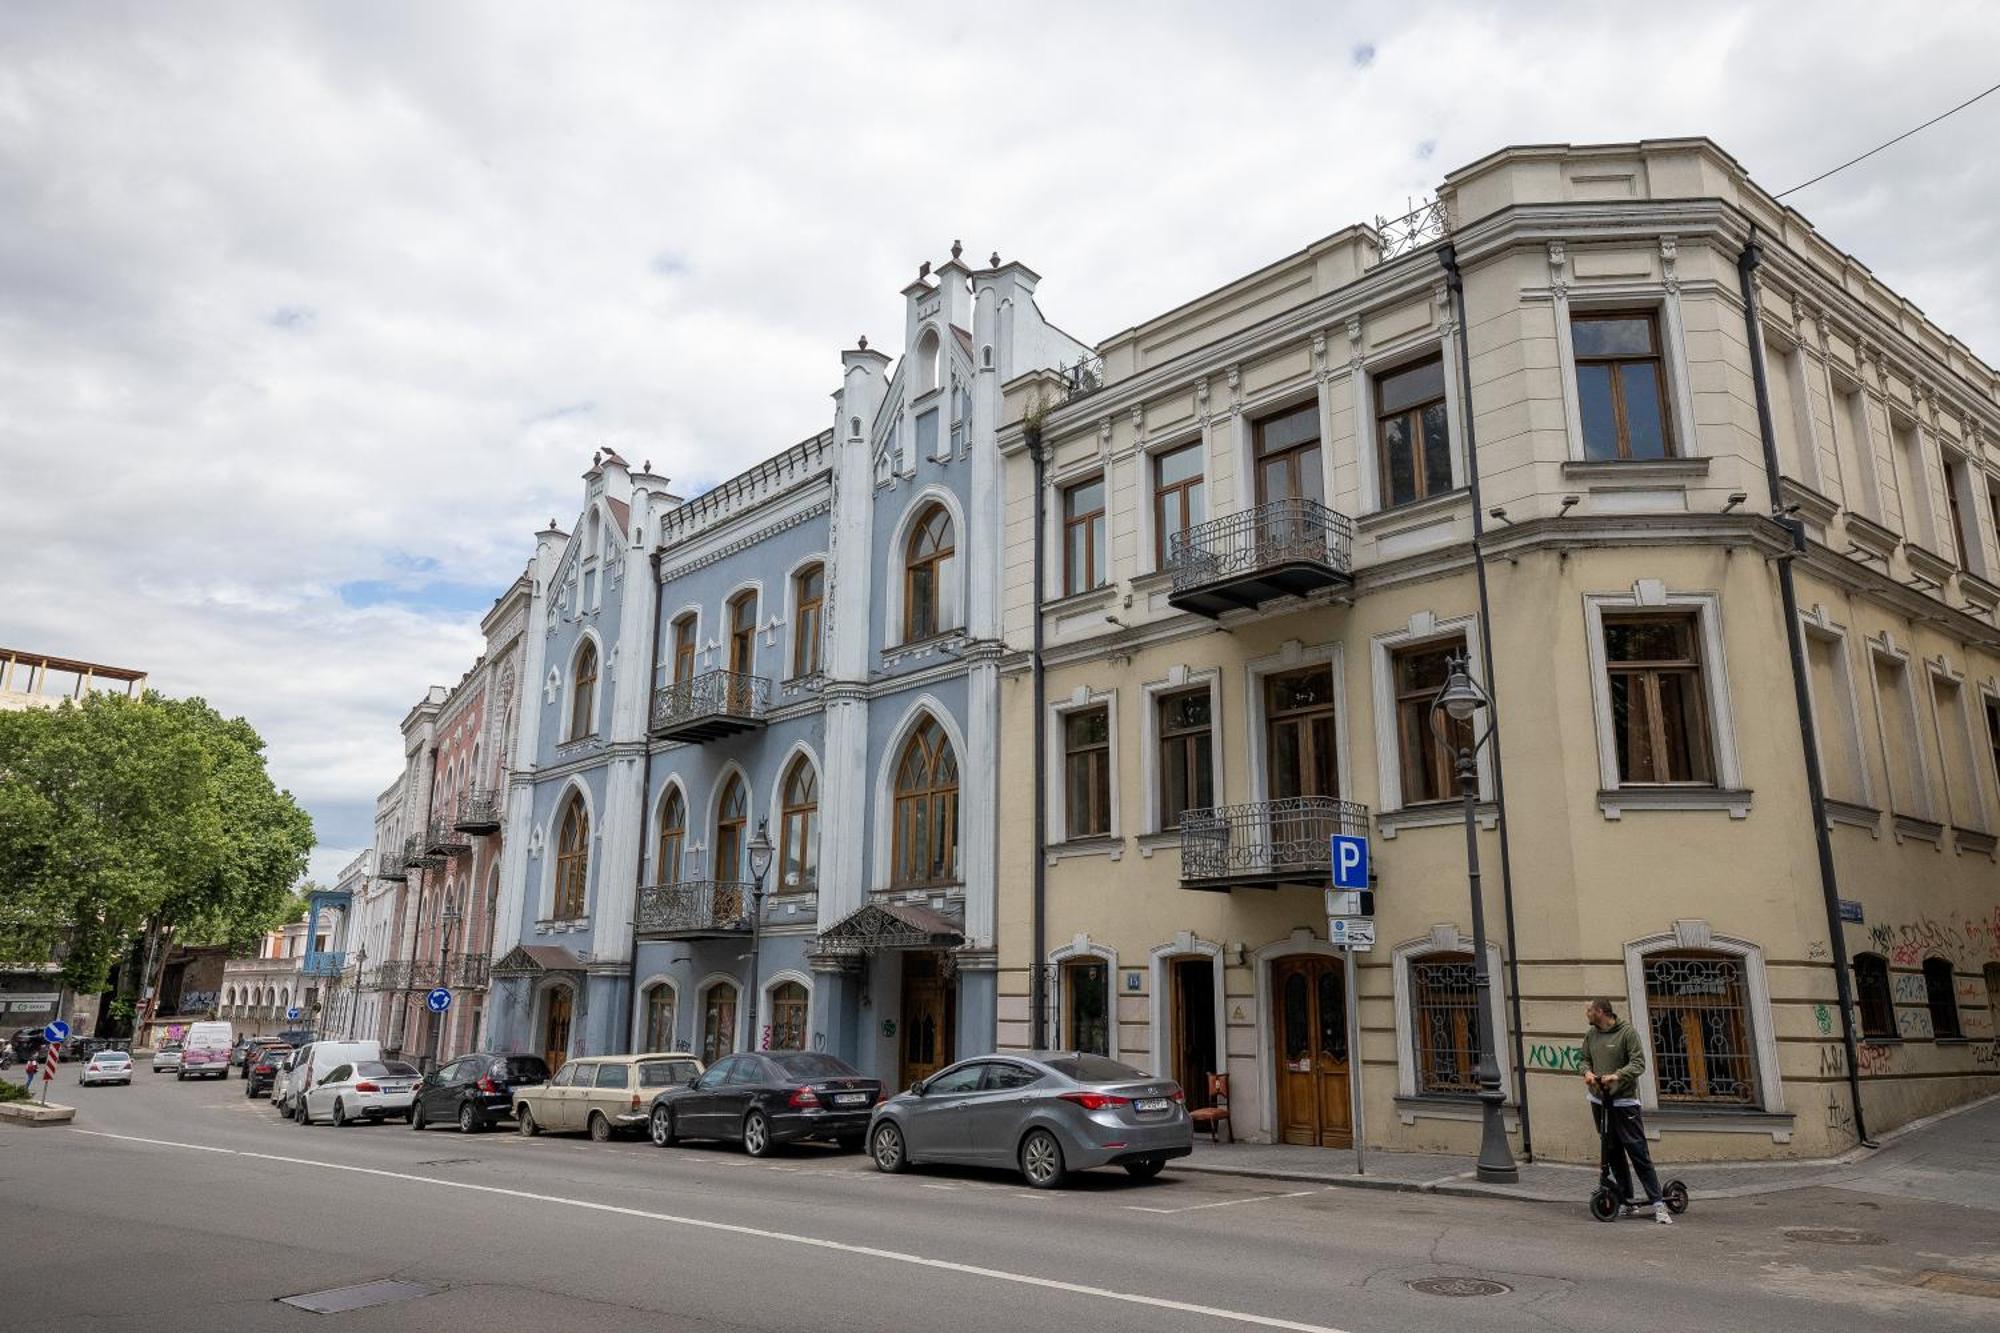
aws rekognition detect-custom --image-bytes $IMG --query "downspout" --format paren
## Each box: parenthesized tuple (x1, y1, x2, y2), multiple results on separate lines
(1736, 229, 1871, 1147)
(624, 545, 666, 1054)
(1028, 417, 1049, 1051)
(1439, 243, 1534, 1161)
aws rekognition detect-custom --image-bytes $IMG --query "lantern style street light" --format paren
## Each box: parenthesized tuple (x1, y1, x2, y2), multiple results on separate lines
(741, 820, 775, 1051)
(1430, 652, 1519, 1185)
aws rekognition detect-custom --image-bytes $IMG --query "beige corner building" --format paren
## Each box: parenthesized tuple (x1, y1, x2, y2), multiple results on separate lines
(993, 138, 2000, 1164)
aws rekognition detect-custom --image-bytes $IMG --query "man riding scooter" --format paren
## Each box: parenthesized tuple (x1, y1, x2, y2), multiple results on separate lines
(1581, 997, 1674, 1225)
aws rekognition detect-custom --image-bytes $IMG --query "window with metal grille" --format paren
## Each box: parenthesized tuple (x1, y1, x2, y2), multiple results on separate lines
(1853, 953, 1894, 1039)
(1643, 952, 1757, 1105)
(1923, 957, 1961, 1039)
(1411, 953, 1479, 1094)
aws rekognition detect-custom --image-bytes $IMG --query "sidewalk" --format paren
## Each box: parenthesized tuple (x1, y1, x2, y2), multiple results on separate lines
(1170, 1093, 2000, 1209)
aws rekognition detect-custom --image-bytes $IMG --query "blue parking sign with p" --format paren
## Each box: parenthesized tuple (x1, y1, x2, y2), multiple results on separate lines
(1331, 835, 1369, 890)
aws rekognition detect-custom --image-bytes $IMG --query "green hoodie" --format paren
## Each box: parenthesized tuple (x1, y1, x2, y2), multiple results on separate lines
(1578, 1018, 1646, 1102)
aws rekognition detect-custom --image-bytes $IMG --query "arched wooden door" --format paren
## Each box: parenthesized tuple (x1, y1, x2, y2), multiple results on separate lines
(543, 987, 574, 1073)
(1271, 955, 1350, 1147)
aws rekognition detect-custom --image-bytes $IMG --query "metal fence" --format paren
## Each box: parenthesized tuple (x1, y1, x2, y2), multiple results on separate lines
(650, 670, 770, 732)
(1167, 498, 1355, 595)
(1179, 796, 1370, 882)
(635, 880, 754, 935)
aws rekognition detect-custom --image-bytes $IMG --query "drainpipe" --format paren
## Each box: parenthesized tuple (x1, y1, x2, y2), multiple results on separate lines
(1029, 420, 1049, 1050)
(1736, 230, 1871, 1147)
(1439, 243, 1533, 1161)
(624, 545, 666, 1054)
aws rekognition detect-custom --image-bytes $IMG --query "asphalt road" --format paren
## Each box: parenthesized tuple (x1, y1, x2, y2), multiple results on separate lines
(6, 1067, 1999, 1331)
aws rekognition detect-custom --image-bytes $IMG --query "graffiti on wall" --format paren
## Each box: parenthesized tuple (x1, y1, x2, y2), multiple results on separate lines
(1526, 1043, 1583, 1073)
(1864, 908, 2000, 968)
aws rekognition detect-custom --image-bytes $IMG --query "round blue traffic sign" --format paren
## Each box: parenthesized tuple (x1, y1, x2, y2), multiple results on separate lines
(44, 1020, 70, 1045)
(425, 988, 452, 1013)
(285, 1006, 302, 1021)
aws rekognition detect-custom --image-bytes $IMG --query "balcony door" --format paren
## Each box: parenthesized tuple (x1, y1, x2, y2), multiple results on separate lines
(1265, 666, 1338, 800)
(714, 776, 746, 882)
(1254, 403, 1324, 507)
(727, 593, 757, 676)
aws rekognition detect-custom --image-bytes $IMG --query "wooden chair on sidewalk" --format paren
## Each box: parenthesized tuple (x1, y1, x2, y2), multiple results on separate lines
(1188, 1072, 1231, 1144)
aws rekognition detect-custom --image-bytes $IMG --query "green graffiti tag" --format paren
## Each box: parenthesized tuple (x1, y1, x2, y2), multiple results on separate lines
(1814, 1003, 1832, 1035)
(1527, 1043, 1583, 1073)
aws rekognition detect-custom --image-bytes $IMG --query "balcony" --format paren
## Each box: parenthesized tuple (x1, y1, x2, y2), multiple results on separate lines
(1179, 797, 1371, 890)
(404, 832, 444, 873)
(1166, 499, 1355, 618)
(454, 788, 502, 834)
(425, 819, 471, 858)
(377, 849, 408, 882)
(455, 953, 491, 989)
(649, 670, 770, 742)
(372, 960, 410, 991)
(635, 880, 754, 939)
(301, 952, 347, 978)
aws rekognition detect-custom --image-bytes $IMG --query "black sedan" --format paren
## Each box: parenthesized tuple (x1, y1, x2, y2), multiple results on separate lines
(243, 1043, 292, 1098)
(647, 1051, 880, 1157)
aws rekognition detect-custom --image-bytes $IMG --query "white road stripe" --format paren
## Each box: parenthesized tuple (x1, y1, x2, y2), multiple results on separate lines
(1125, 1189, 1324, 1215)
(66, 1128, 1355, 1332)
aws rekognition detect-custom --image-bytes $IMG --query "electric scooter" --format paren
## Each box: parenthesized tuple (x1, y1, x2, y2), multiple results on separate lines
(1588, 1101, 1690, 1222)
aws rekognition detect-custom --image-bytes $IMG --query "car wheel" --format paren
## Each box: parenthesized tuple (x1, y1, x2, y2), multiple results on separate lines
(870, 1121, 908, 1173)
(297, 1100, 313, 1127)
(1123, 1159, 1166, 1181)
(410, 1102, 426, 1131)
(1019, 1128, 1066, 1190)
(332, 1099, 348, 1128)
(516, 1105, 539, 1137)
(587, 1111, 612, 1143)
(741, 1109, 774, 1158)
(649, 1105, 677, 1148)
(176, 1070, 186, 1082)
(458, 1103, 480, 1135)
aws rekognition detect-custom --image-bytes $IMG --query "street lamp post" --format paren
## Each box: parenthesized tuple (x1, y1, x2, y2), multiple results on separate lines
(741, 820, 775, 1053)
(1430, 652, 1519, 1185)
(349, 945, 368, 1040)
(431, 898, 460, 1071)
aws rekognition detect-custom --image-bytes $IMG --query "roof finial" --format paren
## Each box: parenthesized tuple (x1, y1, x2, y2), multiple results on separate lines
(950, 239, 962, 261)
(918, 260, 931, 279)
(642, 459, 651, 472)
(858, 333, 868, 350)
(990, 250, 1001, 267)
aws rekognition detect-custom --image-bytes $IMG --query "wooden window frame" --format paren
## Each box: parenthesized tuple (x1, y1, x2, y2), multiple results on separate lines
(1572, 309, 1675, 461)
(1393, 638, 1471, 805)
(656, 789, 685, 886)
(1152, 443, 1205, 568)
(792, 564, 824, 677)
(1852, 953, 1894, 1039)
(1601, 613, 1716, 787)
(1155, 687, 1213, 830)
(903, 504, 956, 644)
(778, 757, 819, 894)
(891, 717, 959, 887)
(1373, 353, 1451, 508)
(1264, 664, 1340, 799)
(553, 798, 590, 920)
(569, 641, 598, 740)
(768, 981, 809, 1052)
(727, 592, 758, 677)
(1062, 475, 1106, 596)
(1062, 704, 1111, 839)
(1923, 957, 1961, 1039)
(1062, 958, 1110, 1057)
(643, 985, 676, 1053)
(671, 615, 697, 684)
(714, 775, 747, 882)
(1252, 402, 1323, 506)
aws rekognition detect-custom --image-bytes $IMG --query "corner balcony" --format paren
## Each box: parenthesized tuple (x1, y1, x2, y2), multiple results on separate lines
(377, 850, 408, 882)
(1166, 499, 1355, 618)
(453, 788, 502, 834)
(425, 819, 471, 858)
(635, 880, 754, 940)
(1179, 797, 1371, 891)
(650, 670, 770, 743)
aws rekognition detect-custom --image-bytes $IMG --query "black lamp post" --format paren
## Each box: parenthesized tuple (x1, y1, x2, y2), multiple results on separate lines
(431, 897, 460, 1070)
(741, 820, 775, 1052)
(1430, 652, 1519, 1184)
(348, 945, 368, 1040)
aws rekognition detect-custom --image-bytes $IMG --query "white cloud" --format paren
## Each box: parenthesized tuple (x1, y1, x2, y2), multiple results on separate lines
(4, 0, 1998, 861)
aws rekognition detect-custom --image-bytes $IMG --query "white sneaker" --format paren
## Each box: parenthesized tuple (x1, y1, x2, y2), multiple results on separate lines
(1653, 1202, 1673, 1225)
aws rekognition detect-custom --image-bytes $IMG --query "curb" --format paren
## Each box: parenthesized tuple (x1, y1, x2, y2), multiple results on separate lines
(1167, 1156, 1856, 1203)
(0, 1101, 76, 1126)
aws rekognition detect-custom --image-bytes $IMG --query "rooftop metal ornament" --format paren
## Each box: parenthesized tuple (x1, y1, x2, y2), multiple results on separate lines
(950, 239, 963, 261)
(1375, 196, 1449, 260)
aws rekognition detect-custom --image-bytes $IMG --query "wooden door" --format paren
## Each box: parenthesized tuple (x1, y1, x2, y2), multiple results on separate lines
(898, 952, 956, 1089)
(1272, 956, 1350, 1147)
(542, 988, 573, 1075)
(702, 986, 739, 1066)
(1171, 957, 1218, 1111)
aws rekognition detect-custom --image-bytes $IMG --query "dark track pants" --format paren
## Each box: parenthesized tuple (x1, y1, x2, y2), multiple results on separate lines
(1593, 1100, 1664, 1205)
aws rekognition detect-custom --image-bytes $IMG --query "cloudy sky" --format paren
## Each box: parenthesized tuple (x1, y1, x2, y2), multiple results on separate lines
(5, 1, 1998, 883)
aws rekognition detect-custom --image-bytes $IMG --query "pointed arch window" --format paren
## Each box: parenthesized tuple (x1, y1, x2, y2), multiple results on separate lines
(904, 504, 957, 643)
(569, 640, 598, 740)
(656, 788, 686, 886)
(892, 716, 959, 886)
(779, 757, 819, 892)
(714, 775, 748, 882)
(553, 797, 590, 920)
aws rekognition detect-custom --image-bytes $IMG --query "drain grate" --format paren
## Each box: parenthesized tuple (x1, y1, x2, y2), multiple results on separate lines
(1911, 1271, 2000, 1300)
(279, 1280, 437, 1314)
(1782, 1227, 1887, 1246)
(1408, 1277, 1512, 1298)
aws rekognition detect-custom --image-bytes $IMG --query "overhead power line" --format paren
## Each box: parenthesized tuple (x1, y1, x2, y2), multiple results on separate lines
(1776, 78, 2000, 200)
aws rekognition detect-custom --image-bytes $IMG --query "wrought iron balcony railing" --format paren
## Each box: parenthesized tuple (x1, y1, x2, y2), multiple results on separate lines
(456, 953, 491, 989)
(454, 788, 502, 834)
(378, 849, 408, 882)
(635, 880, 754, 938)
(372, 960, 411, 991)
(1166, 498, 1355, 618)
(404, 960, 439, 991)
(1179, 796, 1370, 889)
(425, 819, 471, 858)
(404, 832, 444, 872)
(1055, 353, 1105, 404)
(301, 952, 347, 978)
(649, 670, 770, 742)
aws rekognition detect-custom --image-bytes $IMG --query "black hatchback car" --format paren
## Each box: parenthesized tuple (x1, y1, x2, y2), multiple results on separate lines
(647, 1051, 881, 1156)
(411, 1052, 551, 1132)
(243, 1043, 292, 1097)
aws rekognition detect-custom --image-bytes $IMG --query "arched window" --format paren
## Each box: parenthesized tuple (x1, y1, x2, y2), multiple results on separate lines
(1641, 951, 1757, 1106)
(670, 613, 697, 684)
(892, 716, 959, 886)
(643, 984, 676, 1053)
(1853, 953, 1894, 1039)
(779, 757, 819, 893)
(727, 591, 758, 676)
(569, 640, 598, 740)
(903, 505, 957, 643)
(656, 788, 686, 885)
(1923, 957, 1960, 1039)
(769, 981, 808, 1051)
(914, 326, 940, 396)
(702, 982, 739, 1065)
(714, 775, 747, 882)
(553, 796, 590, 920)
(792, 563, 824, 677)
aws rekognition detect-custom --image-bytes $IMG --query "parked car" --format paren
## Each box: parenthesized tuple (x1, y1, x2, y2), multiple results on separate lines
(300, 1059, 422, 1126)
(79, 1049, 135, 1086)
(229, 1036, 257, 1069)
(646, 1051, 878, 1156)
(8, 1026, 49, 1064)
(243, 1043, 292, 1098)
(178, 1021, 233, 1080)
(276, 1041, 381, 1119)
(517, 1053, 706, 1142)
(151, 1042, 184, 1074)
(411, 1052, 551, 1133)
(867, 1052, 1192, 1189)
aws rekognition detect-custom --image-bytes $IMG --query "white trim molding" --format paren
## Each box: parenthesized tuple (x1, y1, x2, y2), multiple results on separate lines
(1369, 610, 1490, 817)
(1049, 934, 1120, 1065)
(1046, 683, 1122, 845)
(1621, 921, 1785, 1119)
(1389, 923, 1512, 1104)
(1146, 933, 1227, 1087)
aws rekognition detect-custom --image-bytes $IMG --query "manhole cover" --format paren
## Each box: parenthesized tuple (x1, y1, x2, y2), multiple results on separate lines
(1782, 1227, 1887, 1246)
(1408, 1278, 1512, 1298)
(279, 1280, 436, 1314)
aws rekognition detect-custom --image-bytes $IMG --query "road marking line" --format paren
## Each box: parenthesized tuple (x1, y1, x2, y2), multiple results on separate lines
(65, 1128, 1354, 1332)
(1125, 1189, 1325, 1216)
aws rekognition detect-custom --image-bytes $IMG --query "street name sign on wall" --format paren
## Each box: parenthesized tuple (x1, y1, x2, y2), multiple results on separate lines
(426, 988, 452, 1013)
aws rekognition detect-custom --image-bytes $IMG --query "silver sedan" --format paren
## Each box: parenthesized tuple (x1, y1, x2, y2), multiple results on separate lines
(301, 1059, 422, 1126)
(867, 1052, 1192, 1189)
(79, 1051, 134, 1086)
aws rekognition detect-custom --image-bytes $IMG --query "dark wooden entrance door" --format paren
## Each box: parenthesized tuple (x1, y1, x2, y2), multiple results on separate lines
(1272, 955, 1350, 1147)
(1171, 957, 1218, 1110)
(899, 952, 956, 1089)
(543, 987, 573, 1074)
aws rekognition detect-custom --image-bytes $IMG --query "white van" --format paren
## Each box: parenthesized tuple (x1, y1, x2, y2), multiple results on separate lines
(178, 1020, 233, 1080)
(278, 1040, 382, 1121)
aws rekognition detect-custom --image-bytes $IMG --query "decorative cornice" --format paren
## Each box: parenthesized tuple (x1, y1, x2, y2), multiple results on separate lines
(657, 498, 832, 583)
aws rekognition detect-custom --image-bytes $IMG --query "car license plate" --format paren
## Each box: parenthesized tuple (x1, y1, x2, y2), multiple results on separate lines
(1135, 1097, 1172, 1113)
(834, 1092, 868, 1106)
(382, 1085, 410, 1094)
